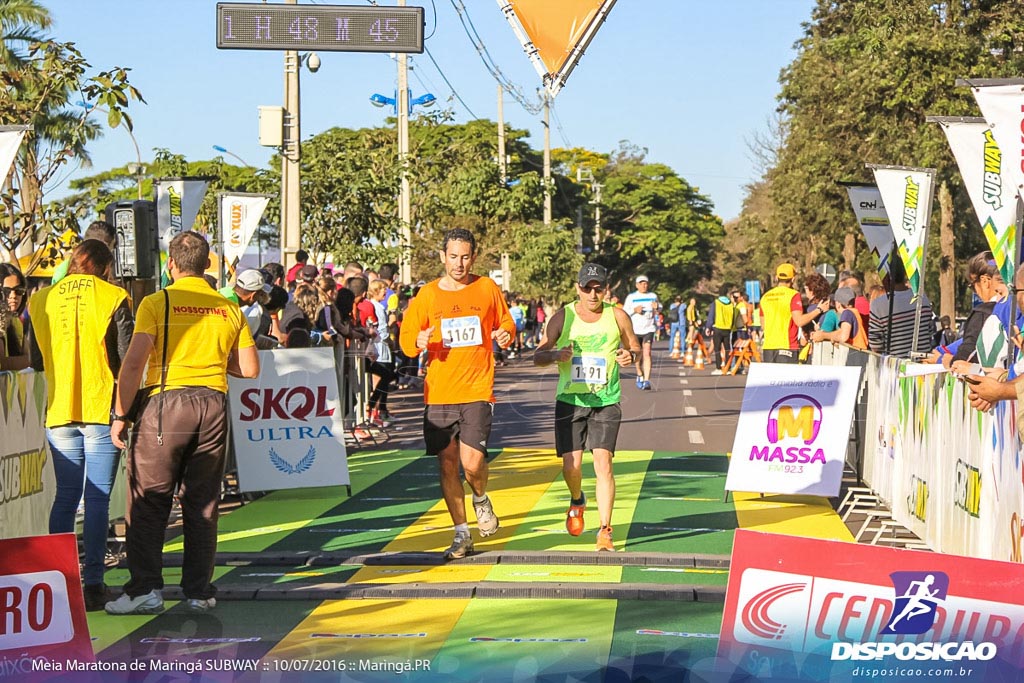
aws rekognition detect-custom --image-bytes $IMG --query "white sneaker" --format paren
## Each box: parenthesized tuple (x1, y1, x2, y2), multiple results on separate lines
(105, 589, 164, 615)
(711, 369, 724, 376)
(186, 597, 217, 612)
(474, 495, 500, 537)
(443, 534, 475, 560)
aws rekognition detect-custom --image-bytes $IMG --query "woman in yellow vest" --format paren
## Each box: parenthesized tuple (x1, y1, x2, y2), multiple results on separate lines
(28, 240, 133, 611)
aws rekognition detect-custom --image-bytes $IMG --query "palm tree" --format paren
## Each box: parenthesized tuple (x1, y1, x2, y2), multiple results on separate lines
(0, 0, 50, 69)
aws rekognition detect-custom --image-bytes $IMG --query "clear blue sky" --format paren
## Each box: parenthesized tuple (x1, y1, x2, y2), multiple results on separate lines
(45, 0, 815, 222)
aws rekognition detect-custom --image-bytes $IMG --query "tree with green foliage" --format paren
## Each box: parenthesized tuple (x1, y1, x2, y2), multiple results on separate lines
(736, 0, 1024, 318)
(594, 142, 724, 299)
(0, 1, 143, 273)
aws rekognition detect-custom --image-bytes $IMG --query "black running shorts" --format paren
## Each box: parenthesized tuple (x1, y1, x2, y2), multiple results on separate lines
(424, 401, 493, 455)
(554, 401, 622, 455)
(636, 332, 655, 345)
(762, 348, 799, 364)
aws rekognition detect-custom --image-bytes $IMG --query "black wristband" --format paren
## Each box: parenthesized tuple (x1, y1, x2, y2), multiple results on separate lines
(110, 410, 130, 422)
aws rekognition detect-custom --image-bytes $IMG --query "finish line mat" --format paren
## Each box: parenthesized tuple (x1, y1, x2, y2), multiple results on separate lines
(82, 447, 853, 679)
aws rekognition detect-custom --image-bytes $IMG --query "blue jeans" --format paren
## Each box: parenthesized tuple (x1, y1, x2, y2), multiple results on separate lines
(47, 424, 120, 585)
(669, 322, 687, 350)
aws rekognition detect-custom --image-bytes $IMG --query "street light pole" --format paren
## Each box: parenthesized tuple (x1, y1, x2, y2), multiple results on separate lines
(497, 84, 506, 185)
(281, 0, 301, 271)
(397, 0, 412, 285)
(543, 92, 552, 226)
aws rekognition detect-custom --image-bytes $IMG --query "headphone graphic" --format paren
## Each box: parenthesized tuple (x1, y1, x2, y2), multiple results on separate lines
(766, 394, 823, 445)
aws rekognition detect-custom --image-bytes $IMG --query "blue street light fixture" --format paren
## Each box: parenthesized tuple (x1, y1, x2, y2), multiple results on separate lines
(212, 144, 253, 168)
(368, 90, 436, 115)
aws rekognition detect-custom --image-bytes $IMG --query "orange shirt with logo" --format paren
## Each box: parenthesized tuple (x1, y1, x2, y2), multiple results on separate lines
(399, 276, 515, 405)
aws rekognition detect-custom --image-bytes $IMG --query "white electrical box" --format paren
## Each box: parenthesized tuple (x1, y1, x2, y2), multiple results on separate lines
(258, 106, 284, 147)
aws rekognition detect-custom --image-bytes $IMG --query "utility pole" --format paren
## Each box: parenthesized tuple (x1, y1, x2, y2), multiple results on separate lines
(497, 84, 506, 185)
(280, 0, 300, 270)
(543, 92, 551, 226)
(397, 0, 412, 285)
(592, 181, 602, 247)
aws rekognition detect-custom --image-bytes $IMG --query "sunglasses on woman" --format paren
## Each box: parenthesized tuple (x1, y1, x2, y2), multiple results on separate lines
(1, 286, 26, 298)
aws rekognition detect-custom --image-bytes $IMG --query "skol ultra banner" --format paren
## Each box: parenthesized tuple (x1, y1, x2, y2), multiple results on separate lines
(154, 178, 211, 251)
(725, 362, 861, 497)
(228, 348, 349, 493)
(0, 371, 56, 540)
(0, 534, 95, 669)
(219, 194, 269, 267)
(719, 530, 1024, 681)
(937, 118, 1017, 283)
(871, 166, 936, 296)
(842, 183, 895, 277)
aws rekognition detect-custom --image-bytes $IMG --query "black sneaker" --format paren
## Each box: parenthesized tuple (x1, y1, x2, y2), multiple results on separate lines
(83, 583, 114, 612)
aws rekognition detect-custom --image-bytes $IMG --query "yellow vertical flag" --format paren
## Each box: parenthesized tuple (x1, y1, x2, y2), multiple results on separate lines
(509, 0, 608, 77)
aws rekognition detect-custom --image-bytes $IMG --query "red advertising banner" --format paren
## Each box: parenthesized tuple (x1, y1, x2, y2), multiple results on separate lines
(719, 530, 1024, 681)
(0, 534, 94, 671)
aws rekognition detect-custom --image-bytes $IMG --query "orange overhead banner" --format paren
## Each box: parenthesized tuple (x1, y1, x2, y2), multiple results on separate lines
(500, 0, 616, 96)
(509, 0, 605, 76)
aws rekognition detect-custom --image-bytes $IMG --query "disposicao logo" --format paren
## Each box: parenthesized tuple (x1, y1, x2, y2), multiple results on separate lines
(749, 394, 825, 465)
(833, 571, 997, 662)
(882, 571, 948, 635)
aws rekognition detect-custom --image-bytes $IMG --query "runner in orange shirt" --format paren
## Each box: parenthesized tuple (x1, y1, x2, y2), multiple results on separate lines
(399, 228, 516, 559)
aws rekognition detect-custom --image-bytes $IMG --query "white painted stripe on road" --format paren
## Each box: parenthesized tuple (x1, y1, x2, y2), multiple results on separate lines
(683, 389, 692, 396)
(688, 430, 704, 444)
(679, 379, 688, 384)
(684, 406, 698, 416)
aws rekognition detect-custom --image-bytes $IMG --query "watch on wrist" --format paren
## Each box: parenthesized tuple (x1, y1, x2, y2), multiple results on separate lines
(111, 410, 130, 422)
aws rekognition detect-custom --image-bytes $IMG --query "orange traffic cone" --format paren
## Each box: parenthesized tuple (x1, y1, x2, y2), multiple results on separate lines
(670, 330, 682, 359)
(683, 344, 694, 366)
(694, 347, 705, 370)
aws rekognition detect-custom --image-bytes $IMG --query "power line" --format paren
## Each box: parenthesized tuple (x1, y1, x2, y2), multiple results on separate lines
(449, 0, 543, 116)
(423, 45, 479, 120)
(550, 101, 572, 148)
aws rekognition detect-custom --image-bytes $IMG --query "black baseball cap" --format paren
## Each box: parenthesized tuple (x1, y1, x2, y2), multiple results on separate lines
(577, 263, 608, 287)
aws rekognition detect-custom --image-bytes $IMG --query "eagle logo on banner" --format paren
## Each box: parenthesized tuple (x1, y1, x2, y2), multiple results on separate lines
(269, 446, 316, 475)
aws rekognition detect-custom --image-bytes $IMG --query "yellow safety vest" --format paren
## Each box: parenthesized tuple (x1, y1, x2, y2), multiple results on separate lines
(28, 275, 127, 427)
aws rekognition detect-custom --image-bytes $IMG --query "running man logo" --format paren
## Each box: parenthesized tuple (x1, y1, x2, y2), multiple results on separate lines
(740, 583, 807, 640)
(902, 176, 919, 235)
(907, 475, 928, 523)
(881, 571, 948, 635)
(983, 129, 1002, 210)
(954, 459, 981, 518)
(766, 395, 822, 445)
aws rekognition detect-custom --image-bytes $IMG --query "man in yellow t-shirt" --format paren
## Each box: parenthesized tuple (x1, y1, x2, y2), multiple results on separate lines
(106, 231, 260, 616)
(399, 228, 516, 560)
(758, 263, 822, 363)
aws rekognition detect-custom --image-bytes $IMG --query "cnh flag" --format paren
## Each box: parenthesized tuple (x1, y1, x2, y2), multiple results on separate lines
(155, 178, 211, 251)
(869, 166, 936, 296)
(220, 193, 270, 266)
(841, 182, 895, 278)
(936, 117, 1017, 284)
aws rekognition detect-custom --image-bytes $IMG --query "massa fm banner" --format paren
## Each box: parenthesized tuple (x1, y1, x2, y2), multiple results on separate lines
(725, 362, 861, 497)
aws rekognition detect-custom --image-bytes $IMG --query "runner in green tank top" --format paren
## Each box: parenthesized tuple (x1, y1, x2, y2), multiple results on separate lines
(534, 263, 641, 551)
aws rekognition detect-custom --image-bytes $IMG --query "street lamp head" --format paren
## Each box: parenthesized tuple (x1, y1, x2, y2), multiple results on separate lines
(212, 145, 227, 153)
(306, 52, 321, 73)
(369, 93, 393, 108)
(413, 93, 437, 108)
